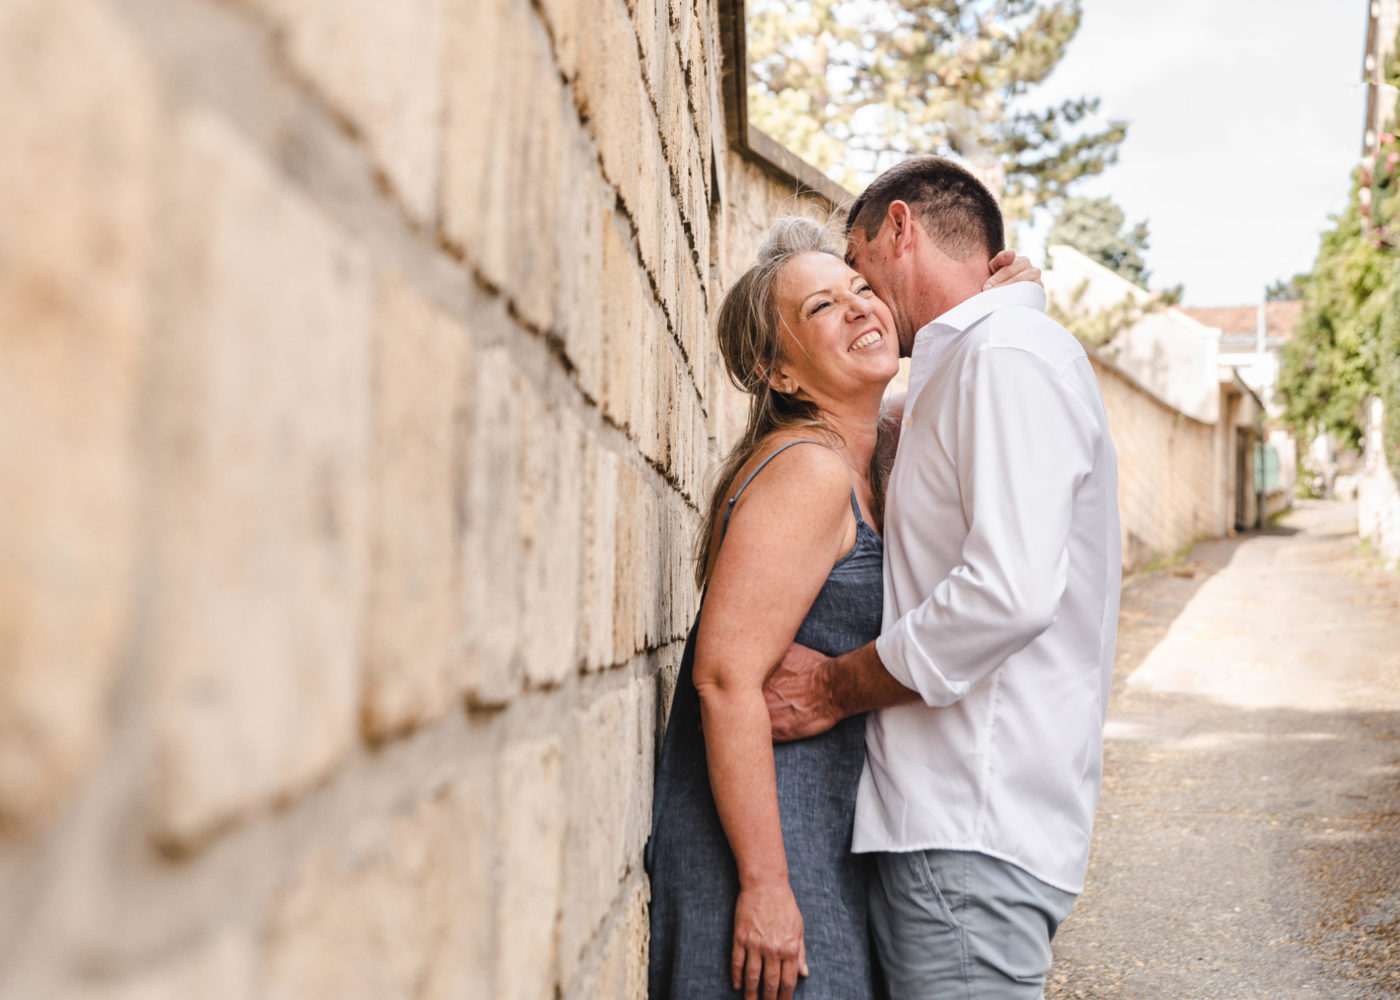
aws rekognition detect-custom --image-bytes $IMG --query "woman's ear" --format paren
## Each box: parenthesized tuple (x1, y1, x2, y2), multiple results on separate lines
(763, 365, 796, 395)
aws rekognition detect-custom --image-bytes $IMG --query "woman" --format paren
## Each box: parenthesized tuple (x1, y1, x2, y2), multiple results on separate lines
(646, 218, 1036, 1000)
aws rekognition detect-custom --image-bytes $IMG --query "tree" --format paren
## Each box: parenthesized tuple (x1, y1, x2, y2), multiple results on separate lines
(1278, 170, 1400, 461)
(1265, 273, 1307, 301)
(1046, 195, 1151, 287)
(746, 0, 1127, 223)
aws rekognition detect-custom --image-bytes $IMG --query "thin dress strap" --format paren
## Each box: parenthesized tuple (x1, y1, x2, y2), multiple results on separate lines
(721, 439, 827, 538)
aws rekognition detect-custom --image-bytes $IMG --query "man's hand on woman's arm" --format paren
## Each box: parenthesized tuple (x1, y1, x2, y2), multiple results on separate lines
(762, 640, 918, 743)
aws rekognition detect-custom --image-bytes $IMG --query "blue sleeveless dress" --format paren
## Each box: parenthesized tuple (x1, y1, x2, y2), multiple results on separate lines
(646, 442, 885, 999)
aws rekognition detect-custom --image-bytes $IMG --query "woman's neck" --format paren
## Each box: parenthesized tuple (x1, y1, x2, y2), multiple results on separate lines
(815, 389, 883, 484)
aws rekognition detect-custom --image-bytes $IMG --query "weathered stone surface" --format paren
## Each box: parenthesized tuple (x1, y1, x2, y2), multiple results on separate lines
(599, 211, 642, 432)
(264, 774, 493, 1000)
(518, 394, 583, 688)
(581, 438, 621, 671)
(249, 0, 445, 222)
(442, 0, 564, 332)
(554, 142, 608, 405)
(560, 686, 631, 984)
(147, 111, 372, 849)
(594, 879, 650, 1000)
(462, 343, 525, 705)
(64, 930, 254, 1000)
(361, 274, 470, 741)
(0, 0, 157, 837)
(497, 737, 564, 1000)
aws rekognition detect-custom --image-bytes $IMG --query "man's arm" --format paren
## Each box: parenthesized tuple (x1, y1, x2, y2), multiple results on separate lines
(765, 330, 1100, 738)
(763, 640, 915, 742)
(877, 337, 1100, 706)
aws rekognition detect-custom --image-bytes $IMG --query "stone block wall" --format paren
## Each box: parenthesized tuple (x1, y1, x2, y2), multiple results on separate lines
(1091, 356, 1220, 571)
(0, 0, 832, 996)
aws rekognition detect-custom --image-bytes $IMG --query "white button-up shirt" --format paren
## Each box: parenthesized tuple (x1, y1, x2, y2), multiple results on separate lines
(854, 283, 1121, 894)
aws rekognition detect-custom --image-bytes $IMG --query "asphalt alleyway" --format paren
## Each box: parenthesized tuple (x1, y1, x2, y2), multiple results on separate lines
(1048, 501, 1400, 999)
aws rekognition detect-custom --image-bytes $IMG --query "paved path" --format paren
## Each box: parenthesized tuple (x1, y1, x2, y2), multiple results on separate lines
(1048, 501, 1400, 999)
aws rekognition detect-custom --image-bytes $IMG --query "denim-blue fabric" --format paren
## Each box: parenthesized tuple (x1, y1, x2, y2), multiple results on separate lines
(646, 442, 885, 1000)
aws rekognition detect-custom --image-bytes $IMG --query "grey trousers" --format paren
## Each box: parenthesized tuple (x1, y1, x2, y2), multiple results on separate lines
(868, 849, 1077, 999)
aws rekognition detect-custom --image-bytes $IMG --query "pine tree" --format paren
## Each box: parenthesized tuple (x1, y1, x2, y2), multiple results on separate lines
(746, 0, 1126, 223)
(1046, 195, 1151, 287)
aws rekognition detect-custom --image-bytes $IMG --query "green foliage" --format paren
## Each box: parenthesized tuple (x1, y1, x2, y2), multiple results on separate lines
(1047, 195, 1151, 287)
(1266, 273, 1308, 301)
(1278, 169, 1400, 466)
(746, 0, 1126, 222)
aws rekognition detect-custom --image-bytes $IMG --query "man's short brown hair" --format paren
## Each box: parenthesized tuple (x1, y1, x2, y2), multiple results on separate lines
(846, 156, 1006, 262)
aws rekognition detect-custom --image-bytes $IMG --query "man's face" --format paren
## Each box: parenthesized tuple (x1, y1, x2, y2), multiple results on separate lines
(845, 225, 918, 357)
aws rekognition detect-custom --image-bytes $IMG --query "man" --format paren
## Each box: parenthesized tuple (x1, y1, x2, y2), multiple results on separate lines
(763, 156, 1121, 998)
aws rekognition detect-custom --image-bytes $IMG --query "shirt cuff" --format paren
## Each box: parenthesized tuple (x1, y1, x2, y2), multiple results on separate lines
(875, 624, 919, 694)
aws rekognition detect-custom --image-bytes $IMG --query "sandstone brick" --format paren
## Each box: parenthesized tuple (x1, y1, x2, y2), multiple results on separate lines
(442, 0, 564, 331)
(635, 307, 661, 465)
(518, 396, 583, 687)
(264, 774, 493, 1000)
(250, 0, 445, 222)
(462, 344, 525, 705)
(497, 737, 564, 1000)
(630, 0, 664, 103)
(599, 212, 641, 431)
(559, 686, 633, 985)
(554, 142, 607, 404)
(581, 439, 621, 671)
(70, 929, 255, 1000)
(146, 111, 372, 849)
(361, 274, 470, 741)
(593, 879, 650, 1000)
(626, 675, 657, 862)
(537, 0, 581, 79)
(610, 463, 644, 662)
(0, 0, 157, 835)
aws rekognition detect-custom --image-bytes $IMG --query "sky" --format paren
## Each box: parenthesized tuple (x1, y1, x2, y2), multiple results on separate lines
(1022, 0, 1369, 307)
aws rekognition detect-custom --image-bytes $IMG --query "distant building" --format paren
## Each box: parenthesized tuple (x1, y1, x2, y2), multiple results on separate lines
(1179, 301, 1303, 411)
(1043, 243, 1286, 533)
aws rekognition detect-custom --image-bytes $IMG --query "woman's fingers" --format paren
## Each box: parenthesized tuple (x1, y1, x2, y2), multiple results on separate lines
(798, 937, 809, 977)
(731, 938, 746, 991)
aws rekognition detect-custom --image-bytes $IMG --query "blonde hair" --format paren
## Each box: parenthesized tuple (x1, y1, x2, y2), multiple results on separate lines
(694, 217, 845, 588)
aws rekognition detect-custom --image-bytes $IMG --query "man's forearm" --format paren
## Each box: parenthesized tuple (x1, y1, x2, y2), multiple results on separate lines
(827, 640, 921, 718)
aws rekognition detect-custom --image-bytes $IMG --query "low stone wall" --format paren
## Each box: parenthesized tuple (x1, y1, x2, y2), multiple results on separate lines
(0, 0, 831, 997)
(1090, 356, 1221, 571)
(1361, 398, 1400, 564)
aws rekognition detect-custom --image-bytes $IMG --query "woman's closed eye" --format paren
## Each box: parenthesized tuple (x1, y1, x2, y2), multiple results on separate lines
(807, 300, 831, 317)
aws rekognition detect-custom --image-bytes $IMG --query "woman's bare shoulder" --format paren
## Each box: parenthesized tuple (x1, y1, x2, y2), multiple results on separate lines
(732, 430, 849, 500)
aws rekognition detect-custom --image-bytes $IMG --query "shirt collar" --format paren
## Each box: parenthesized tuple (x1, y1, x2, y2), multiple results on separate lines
(912, 283, 1049, 354)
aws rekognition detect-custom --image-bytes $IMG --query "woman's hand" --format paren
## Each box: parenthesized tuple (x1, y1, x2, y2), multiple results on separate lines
(984, 248, 1043, 290)
(732, 881, 808, 1000)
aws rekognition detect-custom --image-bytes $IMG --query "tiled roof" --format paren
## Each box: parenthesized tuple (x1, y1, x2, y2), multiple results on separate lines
(1180, 301, 1303, 342)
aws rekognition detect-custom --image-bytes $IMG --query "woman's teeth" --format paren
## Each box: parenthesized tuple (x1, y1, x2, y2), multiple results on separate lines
(849, 331, 881, 351)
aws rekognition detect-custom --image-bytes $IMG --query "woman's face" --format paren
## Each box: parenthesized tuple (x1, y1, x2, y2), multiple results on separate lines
(772, 251, 900, 404)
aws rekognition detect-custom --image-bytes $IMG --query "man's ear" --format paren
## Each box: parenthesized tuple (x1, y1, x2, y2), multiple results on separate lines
(887, 201, 918, 258)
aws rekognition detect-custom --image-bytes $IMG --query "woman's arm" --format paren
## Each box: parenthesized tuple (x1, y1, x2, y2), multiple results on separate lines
(693, 442, 855, 1000)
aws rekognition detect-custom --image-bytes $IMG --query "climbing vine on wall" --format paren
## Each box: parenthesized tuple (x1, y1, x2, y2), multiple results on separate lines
(1278, 35, 1400, 475)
